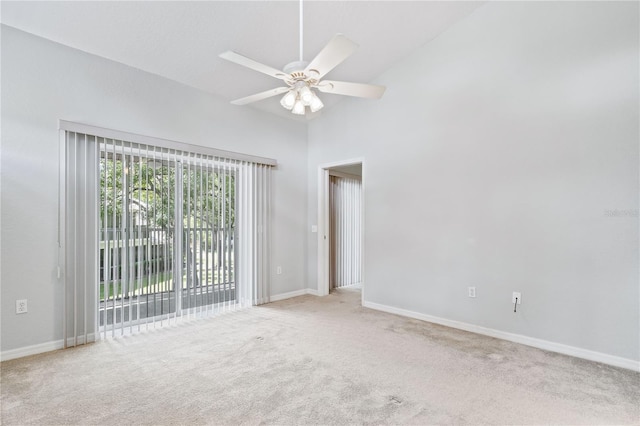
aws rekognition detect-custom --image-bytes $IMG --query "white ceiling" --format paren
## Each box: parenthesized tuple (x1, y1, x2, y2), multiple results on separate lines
(1, 1, 483, 121)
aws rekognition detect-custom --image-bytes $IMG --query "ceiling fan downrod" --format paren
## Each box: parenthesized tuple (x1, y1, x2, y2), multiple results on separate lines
(299, 0, 304, 62)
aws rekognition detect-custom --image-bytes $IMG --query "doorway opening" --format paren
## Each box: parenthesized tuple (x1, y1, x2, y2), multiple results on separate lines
(329, 171, 362, 290)
(318, 159, 364, 303)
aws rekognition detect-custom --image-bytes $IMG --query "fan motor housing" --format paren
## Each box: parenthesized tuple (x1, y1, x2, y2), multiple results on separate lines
(283, 61, 321, 86)
(283, 60, 309, 75)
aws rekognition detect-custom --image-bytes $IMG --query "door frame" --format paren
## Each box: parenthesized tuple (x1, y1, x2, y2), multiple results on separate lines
(317, 158, 365, 305)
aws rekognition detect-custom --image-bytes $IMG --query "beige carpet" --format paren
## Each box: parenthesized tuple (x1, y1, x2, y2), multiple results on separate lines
(2, 288, 639, 425)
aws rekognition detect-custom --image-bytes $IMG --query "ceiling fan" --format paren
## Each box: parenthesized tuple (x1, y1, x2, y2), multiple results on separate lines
(219, 0, 385, 116)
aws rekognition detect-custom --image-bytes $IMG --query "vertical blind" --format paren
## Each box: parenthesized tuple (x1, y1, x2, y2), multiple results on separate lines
(61, 129, 272, 347)
(61, 133, 99, 346)
(329, 174, 362, 288)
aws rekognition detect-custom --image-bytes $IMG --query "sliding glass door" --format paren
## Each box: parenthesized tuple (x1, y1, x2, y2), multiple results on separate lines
(62, 124, 272, 347)
(98, 143, 237, 332)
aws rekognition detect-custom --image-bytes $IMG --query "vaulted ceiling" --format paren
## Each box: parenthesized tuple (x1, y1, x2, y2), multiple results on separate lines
(1, 1, 483, 120)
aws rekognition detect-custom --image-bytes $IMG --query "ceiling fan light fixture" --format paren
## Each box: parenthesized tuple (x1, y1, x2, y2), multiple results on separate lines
(280, 90, 296, 110)
(291, 98, 306, 115)
(299, 85, 313, 106)
(309, 92, 324, 113)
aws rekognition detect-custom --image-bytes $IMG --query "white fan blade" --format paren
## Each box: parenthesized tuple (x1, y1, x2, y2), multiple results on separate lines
(316, 80, 386, 99)
(231, 87, 290, 105)
(220, 51, 287, 80)
(305, 35, 358, 79)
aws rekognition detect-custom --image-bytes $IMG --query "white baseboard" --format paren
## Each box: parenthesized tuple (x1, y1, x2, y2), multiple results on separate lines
(269, 289, 309, 302)
(1, 340, 63, 362)
(270, 288, 319, 302)
(1, 334, 97, 362)
(363, 301, 640, 372)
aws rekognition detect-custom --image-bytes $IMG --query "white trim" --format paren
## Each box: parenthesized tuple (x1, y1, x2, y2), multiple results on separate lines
(318, 167, 330, 296)
(318, 158, 365, 170)
(59, 120, 277, 166)
(269, 288, 319, 302)
(0, 334, 97, 362)
(1, 341, 63, 362)
(269, 289, 309, 302)
(363, 301, 640, 372)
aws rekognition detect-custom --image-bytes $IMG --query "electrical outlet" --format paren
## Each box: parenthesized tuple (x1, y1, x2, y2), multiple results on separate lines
(468, 287, 476, 298)
(276, 266, 282, 275)
(16, 299, 28, 314)
(512, 292, 522, 304)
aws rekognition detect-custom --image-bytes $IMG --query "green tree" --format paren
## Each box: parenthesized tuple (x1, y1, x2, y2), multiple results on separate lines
(100, 157, 236, 235)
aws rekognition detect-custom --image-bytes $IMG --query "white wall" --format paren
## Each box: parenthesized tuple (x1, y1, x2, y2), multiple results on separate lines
(307, 2, 639, 362)
(1, 26, 308, 353)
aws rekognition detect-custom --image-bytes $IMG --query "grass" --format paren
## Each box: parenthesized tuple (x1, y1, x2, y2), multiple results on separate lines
(100, 268, 235, 301)
(100, 271, 173, 300)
